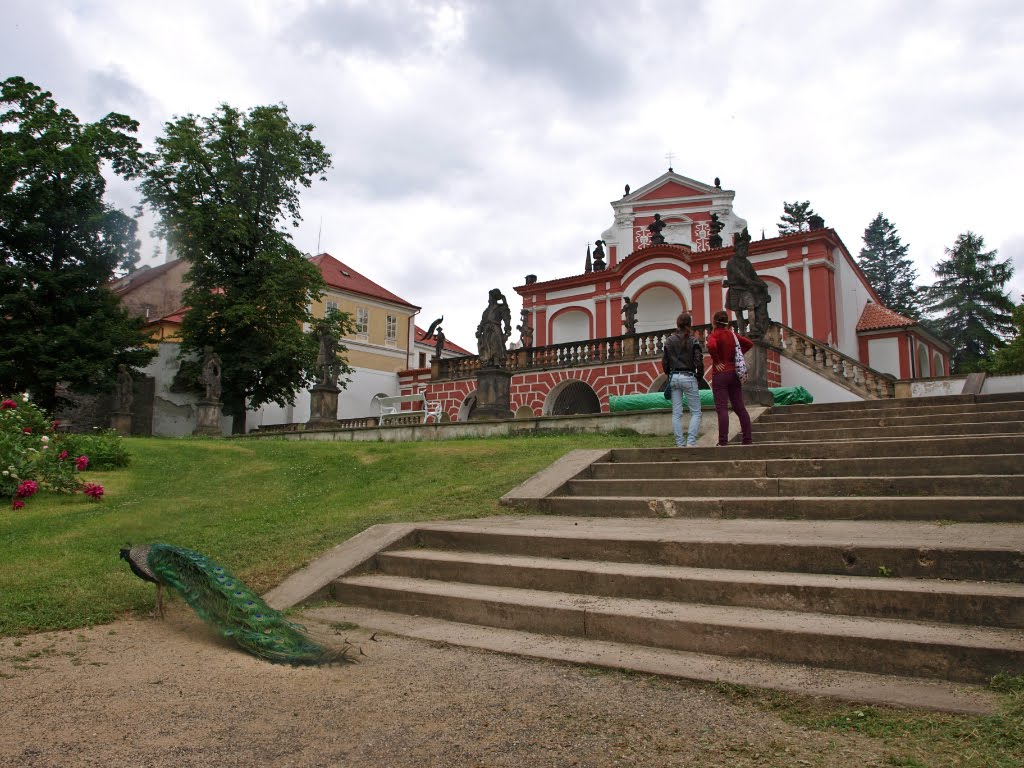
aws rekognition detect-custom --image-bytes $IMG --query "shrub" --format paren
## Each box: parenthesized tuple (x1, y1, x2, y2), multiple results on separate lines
(58, 429, 131, 470)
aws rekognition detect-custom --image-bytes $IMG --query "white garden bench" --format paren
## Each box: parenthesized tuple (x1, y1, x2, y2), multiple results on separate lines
(374, 390, 443, 426)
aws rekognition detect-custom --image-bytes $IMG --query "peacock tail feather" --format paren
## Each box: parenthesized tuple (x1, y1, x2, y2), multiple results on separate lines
(127, 543, 350, 666)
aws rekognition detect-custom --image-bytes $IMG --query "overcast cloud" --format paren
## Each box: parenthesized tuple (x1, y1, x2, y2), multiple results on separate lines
(3, 0, 1022, 347)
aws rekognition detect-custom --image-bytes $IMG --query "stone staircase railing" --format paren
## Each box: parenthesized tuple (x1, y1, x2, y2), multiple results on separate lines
(762, 322, 895, 400)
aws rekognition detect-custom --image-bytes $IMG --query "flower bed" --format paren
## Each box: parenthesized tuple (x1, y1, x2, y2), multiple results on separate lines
(1, 395, 108, 509)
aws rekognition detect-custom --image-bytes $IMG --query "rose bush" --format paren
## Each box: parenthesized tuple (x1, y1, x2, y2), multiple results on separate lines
(0, 395, 105, 509)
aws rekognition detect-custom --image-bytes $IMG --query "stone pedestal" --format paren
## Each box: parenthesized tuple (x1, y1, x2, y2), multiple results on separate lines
(307, 384, 340, 429)
(742, 344, 775, 407)
(193, 400, 223, 436)
(110, 411, 132, 436)
(472, 367, 513, 421)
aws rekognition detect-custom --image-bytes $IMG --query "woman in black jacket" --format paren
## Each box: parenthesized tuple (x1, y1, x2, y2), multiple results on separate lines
(662, 312, 703, 447)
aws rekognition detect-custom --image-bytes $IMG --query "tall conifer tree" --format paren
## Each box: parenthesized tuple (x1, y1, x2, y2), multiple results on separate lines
(777, 201, 817, 235)
(857, 213, 920, 318)
(0, 77, 155, 409)
(925, 231, 1015, 372)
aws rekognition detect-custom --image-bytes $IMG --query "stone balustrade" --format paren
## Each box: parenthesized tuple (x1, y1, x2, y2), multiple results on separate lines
(761, 323, 895, 399)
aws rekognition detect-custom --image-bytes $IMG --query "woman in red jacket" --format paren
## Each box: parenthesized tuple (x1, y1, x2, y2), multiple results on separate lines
(706, 310, 753, 446)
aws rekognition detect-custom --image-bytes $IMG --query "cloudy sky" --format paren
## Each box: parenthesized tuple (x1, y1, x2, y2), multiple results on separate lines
(4, 0, 1023, 347)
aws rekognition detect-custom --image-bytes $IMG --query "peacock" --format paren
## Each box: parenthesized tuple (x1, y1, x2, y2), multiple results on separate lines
(119, 543, 352, 665)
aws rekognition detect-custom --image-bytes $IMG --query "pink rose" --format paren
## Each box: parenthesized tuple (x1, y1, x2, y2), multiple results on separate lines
(76, 455, 89, 471)
(59, 450, 68, 460)
(12, 499, 24, 510)
(83, 483, 104, 501)
(0, 399, 16, 410)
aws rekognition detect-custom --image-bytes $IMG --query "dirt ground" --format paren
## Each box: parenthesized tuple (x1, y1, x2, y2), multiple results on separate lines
(0, 607, 913, 767)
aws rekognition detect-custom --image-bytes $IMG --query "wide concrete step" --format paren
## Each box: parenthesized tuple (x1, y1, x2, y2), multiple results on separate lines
(375, 549, 1024, 628)
(564, 474, 1024, 498)
(409, 519, 1024, 581)
(303, 604, 1001, 714)
(751, 421, 1024, 442)
(756, 409, 1024, 431)
(587, 454, 1024, 480)
(334, 574, 1024, 683)
(759, 401, 1024, 425)
(538, 495, 1024, 522)
(606, 434, 1024, 463)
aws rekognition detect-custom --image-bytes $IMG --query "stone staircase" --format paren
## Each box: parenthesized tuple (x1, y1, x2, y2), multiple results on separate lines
(290, 393, 1024, 712)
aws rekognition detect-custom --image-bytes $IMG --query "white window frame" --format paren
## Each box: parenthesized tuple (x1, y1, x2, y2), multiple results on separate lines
(356, 307, 369, 336)
(385, 313, 397, 344)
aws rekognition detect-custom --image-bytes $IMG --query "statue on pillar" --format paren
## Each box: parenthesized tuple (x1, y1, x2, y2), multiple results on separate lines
(115, 365, 133, 413)
(476, 288, 512, 368)
(200, 347, 222, 403)
(724, 228, 772, 338)
(314, 320, 340, 387)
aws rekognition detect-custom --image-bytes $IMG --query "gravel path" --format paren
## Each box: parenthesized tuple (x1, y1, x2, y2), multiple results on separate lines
(0, 608, 902, 767)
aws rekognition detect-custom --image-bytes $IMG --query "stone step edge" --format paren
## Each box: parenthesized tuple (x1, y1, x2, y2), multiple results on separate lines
(338, 574, 1024, 649)
(588, 454, 1024, 477)
(381, 548, 1024, 600)
(379, 549, 1024, 626)
(299, 604, 999, 715)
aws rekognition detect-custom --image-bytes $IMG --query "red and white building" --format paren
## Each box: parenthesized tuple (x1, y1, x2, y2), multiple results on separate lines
(404, 169, 950, 420)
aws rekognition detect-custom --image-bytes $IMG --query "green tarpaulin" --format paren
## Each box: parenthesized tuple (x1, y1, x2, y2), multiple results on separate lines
(609, 386, 813, 412)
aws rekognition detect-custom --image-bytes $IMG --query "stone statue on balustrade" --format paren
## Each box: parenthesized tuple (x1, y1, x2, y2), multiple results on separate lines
(724, 228, 771, 338)
(476, 288, 512, 368)
(420, 316, 447, 361)
(621, 296, 639, 335)
(592, 240, 607, 271)
(648, 214, 667, 245)
(516, 309, 534, 349)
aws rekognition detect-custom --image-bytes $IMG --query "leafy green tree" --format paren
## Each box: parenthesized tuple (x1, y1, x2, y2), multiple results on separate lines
(925, 232, 1015, 373)
(857, 213, 920, 318)
(140, 103, 334, 432)
(0, 76, 155, 410)
(985, 301, 1024, 375)
(777, 200, 818, 235)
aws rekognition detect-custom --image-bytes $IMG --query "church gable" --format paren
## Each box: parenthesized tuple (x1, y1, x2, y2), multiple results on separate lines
(627, 172, 717, 204)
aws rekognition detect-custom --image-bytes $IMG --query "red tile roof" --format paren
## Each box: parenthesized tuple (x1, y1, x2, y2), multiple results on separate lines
(856, 302, 917, 331)
(310, 253, 418, 309)
(414, 326, 473, 356)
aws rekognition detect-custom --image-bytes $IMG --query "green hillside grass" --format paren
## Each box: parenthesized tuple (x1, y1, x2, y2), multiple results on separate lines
(0, 432, 665, 636)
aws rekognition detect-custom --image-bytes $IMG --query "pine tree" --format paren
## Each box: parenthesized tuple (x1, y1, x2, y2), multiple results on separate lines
(777, 201, 817, 235)
(985, 301, 1024, 375)
(925, 232, 1015, 373)
(857, 213, 920, 318)
(0, 77, 155, 409)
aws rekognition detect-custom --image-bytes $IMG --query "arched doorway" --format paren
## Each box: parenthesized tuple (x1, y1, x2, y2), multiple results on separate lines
(547, 380, 601, 416)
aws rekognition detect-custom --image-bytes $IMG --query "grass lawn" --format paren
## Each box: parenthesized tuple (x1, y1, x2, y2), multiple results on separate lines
(0, 431, 665, 636)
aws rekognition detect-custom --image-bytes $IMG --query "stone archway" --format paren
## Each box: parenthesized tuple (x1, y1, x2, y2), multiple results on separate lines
(546, 380, 601, 416)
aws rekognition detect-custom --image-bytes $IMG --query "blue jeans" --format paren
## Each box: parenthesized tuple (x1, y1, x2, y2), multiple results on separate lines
(670, 372, 702, 447)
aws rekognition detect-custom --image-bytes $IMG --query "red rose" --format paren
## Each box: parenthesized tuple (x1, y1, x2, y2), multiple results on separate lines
(12, 499, 25, 510)
(76, 455, 89, 471)
(0, 399, 16, 410)
(15, 480, 38, 498)
(82, 483, 104, 501)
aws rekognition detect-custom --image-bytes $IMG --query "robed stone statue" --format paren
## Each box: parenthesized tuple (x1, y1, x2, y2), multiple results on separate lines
(476, 288, 512, 368)
(724, 228, 771, 338)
